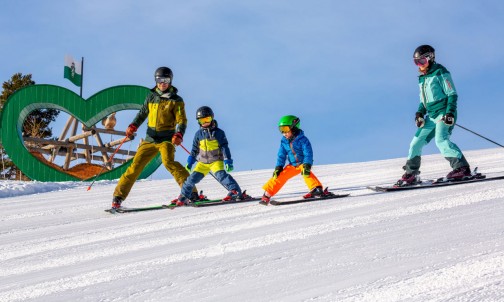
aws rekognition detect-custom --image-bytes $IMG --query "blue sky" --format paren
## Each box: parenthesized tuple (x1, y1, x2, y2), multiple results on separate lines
(2, 0, 504, 180)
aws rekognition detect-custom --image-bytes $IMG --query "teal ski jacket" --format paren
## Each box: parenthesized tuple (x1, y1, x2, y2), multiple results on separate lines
(416, 63, 458, 119)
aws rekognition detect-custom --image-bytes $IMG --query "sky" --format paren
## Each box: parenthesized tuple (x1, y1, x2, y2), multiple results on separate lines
(1, 0, 504, 180)
(1, 149, 504, 301)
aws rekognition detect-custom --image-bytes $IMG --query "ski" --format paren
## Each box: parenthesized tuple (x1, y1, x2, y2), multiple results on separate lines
(268, 193, 350, 205)
(367, 174, 504, 192)
(191, 196, 261, 207)
(104, 204, 175, 213)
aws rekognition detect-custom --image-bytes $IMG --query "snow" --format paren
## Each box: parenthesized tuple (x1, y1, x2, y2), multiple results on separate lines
(1, 148, 504, 302)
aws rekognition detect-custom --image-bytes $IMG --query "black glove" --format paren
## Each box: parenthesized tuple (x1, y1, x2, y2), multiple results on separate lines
(301, 163, 312, 178)
(415, 112, 425, 128)
(443, 113, 455, 126)
(273, 166, 283, 178)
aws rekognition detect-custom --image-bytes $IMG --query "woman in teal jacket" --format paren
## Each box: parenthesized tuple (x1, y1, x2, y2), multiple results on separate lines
(397, 45, 471, 186)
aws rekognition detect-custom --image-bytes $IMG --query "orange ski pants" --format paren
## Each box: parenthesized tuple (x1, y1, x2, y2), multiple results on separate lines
(262, 164, 322, 197)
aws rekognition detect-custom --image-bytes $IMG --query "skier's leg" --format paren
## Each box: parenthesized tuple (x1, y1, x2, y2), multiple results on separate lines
(180, 171, 205, 199)
(113, 141, 158, 200)
(300, 166, 323, 191)
(211, 160, 241, 191)
(158, 141, 198, 194)
(262, 165, 298, 196)
(433, 116, 469, 169)
(404, 118, 436, 174)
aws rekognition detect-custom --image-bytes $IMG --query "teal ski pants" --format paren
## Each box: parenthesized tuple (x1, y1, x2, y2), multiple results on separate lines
(404, 114, 469, 174)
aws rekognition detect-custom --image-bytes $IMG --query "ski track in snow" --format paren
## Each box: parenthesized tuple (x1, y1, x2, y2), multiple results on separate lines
(0, 149, 503, 301)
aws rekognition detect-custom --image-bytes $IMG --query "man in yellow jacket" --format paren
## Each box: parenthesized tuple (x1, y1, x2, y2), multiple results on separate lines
(111, 67, 198, 209)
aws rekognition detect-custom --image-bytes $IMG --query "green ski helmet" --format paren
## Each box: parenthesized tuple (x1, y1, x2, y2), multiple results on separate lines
(278, 115, 300, 133)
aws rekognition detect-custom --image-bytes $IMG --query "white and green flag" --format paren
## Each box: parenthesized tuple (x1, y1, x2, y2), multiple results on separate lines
(64, 55, 82, 87)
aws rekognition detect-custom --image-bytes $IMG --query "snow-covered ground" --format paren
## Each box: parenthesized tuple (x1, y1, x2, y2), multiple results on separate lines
(1, 148, 504, 302)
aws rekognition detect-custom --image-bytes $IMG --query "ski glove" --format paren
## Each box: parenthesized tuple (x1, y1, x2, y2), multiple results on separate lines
(185, 155, 196, 172)
(415, 112, 425, 128)
(301, 163, 312, 178)
(125, 124, 138, 137)
(224, 159, 234, 172)
(442, 113, 455, 126)
(273, 166, 284, 178)
(172, 132, 183, 146)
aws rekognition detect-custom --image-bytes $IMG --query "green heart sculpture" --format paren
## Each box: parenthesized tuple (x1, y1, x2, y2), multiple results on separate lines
(0, 84, 161, 182)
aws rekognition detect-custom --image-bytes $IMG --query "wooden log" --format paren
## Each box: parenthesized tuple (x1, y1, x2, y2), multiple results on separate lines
(82, 136, 91, 164)
(51, 117, 74, 162)
(103, 136, 134, 148)
(67, 130, 96, 143)
(24, 137, 75, 147)
(30, 147, 131, 164)
(73, 142, 136, 156)
(63, 119, 80, 170)
(23, 137, 136, 156)
(82, 127, 136, 137)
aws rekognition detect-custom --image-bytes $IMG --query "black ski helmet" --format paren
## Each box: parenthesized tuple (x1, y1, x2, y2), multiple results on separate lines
(196, 106, 214, 119)
(154, 67, 173, 81)
(413, 45, 435, 62)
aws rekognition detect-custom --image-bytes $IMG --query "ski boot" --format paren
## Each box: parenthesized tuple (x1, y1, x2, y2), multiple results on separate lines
(237, 190, 252, 201)
(303, 186, 324, 199)
(190, 190, 208, 202)
(171, 194, 191, 207)
(111, 196, 123, 209)
(222, 190, 241, 201)
(395, 172, 421, 187)
(445, 166, 472, 181)
(259, 192, 271, 205)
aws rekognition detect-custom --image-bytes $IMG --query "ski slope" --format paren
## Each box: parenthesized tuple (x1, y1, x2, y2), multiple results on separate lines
(1, 148, 504, 302)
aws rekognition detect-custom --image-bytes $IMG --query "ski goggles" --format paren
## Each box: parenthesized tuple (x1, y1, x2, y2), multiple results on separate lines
(279, 126, 291, 133)
(155, 77, 171, 84)
(413, 55, 431, 66)
(198, 116, 213, 124)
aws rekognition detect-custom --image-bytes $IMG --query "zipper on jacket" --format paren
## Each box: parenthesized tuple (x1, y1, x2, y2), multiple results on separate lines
(421, 79, 428, 109)
(289, 141, 300, 165)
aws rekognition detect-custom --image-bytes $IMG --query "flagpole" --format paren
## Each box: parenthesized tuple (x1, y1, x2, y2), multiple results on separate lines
(80, 57, 84, 97)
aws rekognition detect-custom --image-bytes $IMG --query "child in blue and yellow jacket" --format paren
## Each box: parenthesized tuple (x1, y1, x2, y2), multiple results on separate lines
(172, 106, 249, 205)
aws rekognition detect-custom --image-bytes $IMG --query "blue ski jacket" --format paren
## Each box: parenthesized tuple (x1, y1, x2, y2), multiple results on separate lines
(276, 130, 314, 167)
(189, 121, 232, 164)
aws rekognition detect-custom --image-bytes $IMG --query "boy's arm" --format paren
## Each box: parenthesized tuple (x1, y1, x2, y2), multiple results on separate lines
(217, 130, 234, 172)
(190, 132, 200, 157)
(185, 132, 200, 172)
(301, 137, 314, 165)
(218, 130, 232, 160)
(275, 141, 287, 167)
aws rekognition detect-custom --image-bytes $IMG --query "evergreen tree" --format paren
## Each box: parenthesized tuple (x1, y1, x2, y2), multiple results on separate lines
(0, 73, 60, 180)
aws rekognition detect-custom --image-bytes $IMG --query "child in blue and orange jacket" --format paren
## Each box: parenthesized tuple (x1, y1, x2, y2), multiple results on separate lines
(260, 115, 329, 205)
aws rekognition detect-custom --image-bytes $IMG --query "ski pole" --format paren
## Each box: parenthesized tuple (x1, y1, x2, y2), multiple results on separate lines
(179, 143, 228, 190)
(455, 123, 504, 149)
(87, 136, 129, 191)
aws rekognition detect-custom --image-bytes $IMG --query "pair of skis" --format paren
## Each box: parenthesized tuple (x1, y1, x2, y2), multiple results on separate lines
(105, 189, 350, 213)
(105, 193, 257, 213)
(105, 190, 260, 213)
(367, 169, 504, 192)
